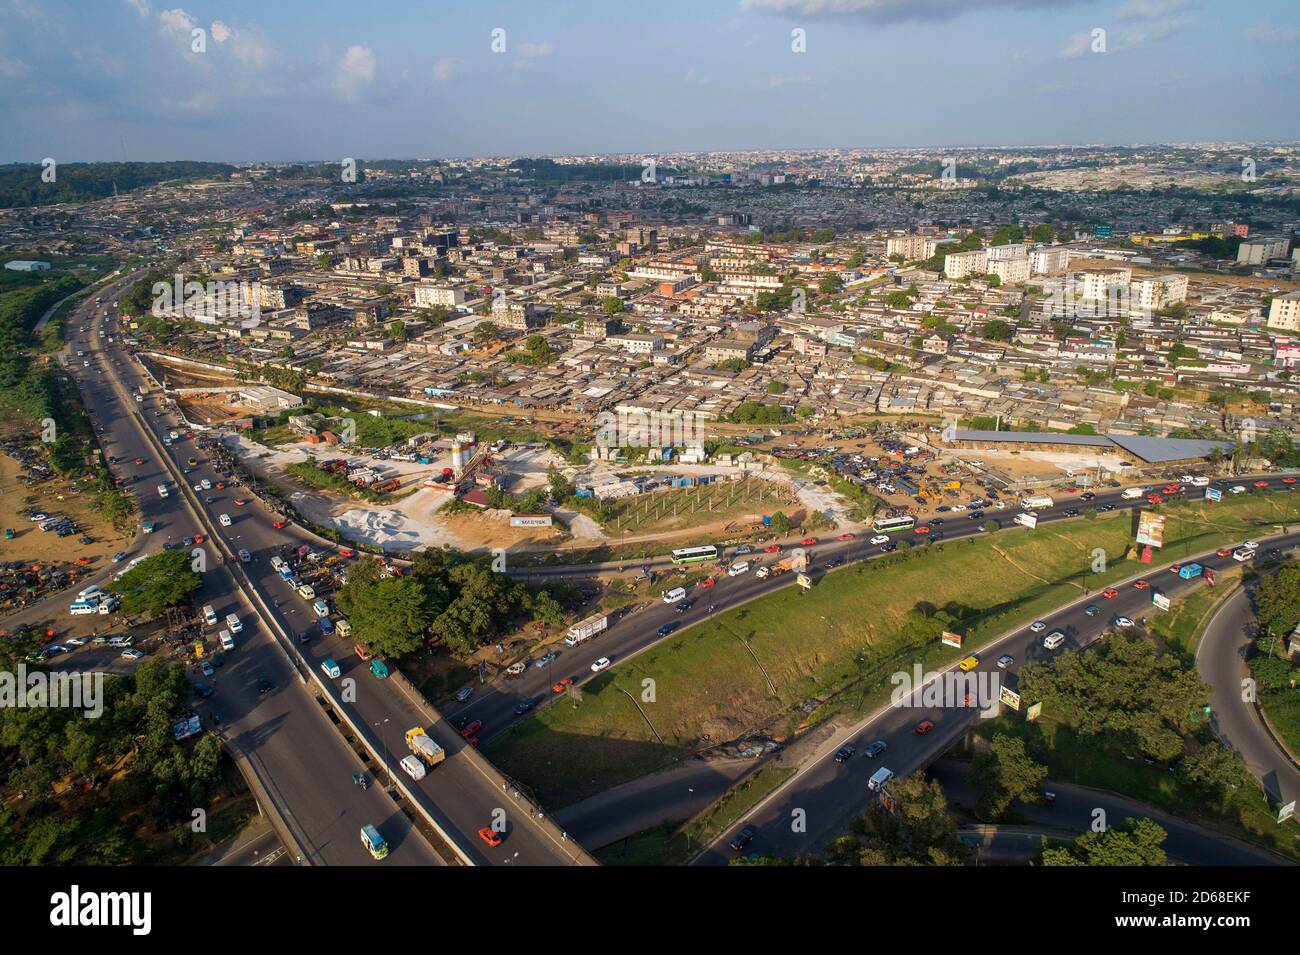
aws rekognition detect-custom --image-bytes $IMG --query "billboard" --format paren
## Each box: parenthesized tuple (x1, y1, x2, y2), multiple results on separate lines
(1136, 510, 1166, 548)
(941, 631, 963, 648)
(1026, 701, 1043, 722)
(1093, 224, 1113, 238)
(999, 684, 1022, 711)
(1152, 590, 1171, 611)
(510, 514, 553, 527)
(1204, 487, 1222, 502)
(1280, 800, 1296, 824)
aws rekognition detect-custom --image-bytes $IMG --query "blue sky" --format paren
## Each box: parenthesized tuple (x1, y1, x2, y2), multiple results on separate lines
(1, 0, 1296, 162)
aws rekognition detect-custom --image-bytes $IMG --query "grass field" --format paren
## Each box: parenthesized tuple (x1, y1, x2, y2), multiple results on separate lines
(607, 478, 797, 535)
(487, 491, 1300, 807)
(1145, 565, 1247, 662)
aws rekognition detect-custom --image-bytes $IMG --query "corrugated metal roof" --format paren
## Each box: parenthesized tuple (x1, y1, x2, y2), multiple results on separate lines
(953, 429, 1232, 463)
(954, 430, 1112, 447)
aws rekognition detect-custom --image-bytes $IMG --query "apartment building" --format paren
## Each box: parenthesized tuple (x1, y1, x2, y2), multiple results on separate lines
(413, 284, 466, 308)
(886, 235, 944, 261)
(1268, 291, 1300, 332)
(1029, 247, 1070, 275)
(987, 255, 1030, 285)
(606, 332, 664, 354)
(1237, 237, 1289, 265)
(944, 249, 988, 279)
(1130, 274, 1189, 313)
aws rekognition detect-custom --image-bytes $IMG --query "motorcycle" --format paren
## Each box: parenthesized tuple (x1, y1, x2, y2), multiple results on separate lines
(352, 772, 369, 790)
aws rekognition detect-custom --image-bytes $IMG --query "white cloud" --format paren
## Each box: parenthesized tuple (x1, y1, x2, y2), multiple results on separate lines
(1119, 0, 1199, 19)
(517, 40, 553, 57)
(741, 0, 1086, 24)
(157, 7, 196, 35)
(1058, 30, 1092, 59)
(432, 57, 459, 82)
(210, 19, 231, 43)
(767, 72, 811, 89)
(333, 45, 375, 100)
(124, 0, 149, 17)
(0, 53, 28, 78)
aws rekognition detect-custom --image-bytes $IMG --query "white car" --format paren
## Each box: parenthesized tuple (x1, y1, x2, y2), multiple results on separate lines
(219, 513, 232, 527)
(193, 483, 203, 492)
(590, 657, 611, 673)
(1028, 620, 1047, 633)
(201, 479, 212, 490)
(1230, 485, 1246, 494)
(994, 501, 1006, 510)
(951, 504, 967, 512)
(869, 535, 890, 545)
(1114, 616, 1135, 628)
(1242, 540, 1259, 550)
(64, 637, 86, 647)
(121, 649, 144, 660)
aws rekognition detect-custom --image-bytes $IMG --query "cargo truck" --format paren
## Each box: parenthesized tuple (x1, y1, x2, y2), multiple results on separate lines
(564, 613, 608, 647)
(1121, 487, 1147, 500)
(1021, 495, 1054, 509)
(404, 727, 446, 767)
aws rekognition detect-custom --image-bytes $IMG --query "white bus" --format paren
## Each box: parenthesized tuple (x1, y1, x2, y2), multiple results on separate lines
(872, 515, 916, 534)
(670, 545, 718, 565)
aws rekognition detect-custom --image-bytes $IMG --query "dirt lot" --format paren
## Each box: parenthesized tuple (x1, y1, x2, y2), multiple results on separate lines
(0, 453, 134, 567)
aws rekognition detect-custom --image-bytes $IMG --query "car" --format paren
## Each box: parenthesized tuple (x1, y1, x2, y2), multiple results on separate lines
(800, 537, 818, 546)
(193, 534, 203, 544)
(234, 498, 247, 506)
(205, 496, 214, 504)
(513, 697, 537, 715)
(880, 542, 897, 553)
(256, 677, 274, 696)
(111, 550, 127, 562)
(272, 520, 287, 529)
(1285, 478, 1297, 485)
(238, 549, 251, 563)
(1062, 508, 1079, 517)
(460, 720, 482, 739)
(215, 482, 225, 490)
(834, 745, 855, 762)
(552, 678, 575, 694)
(1085, 604, 1100, 616)
(657, 623, 677, 637)
(928, 518, 944, 527)
(478, 827, 503, 848)
(827, 556, 845, 568)
(454, 686, 473, 703)
(698, 577, 716, 588)
(121, 648, 144, 660)
(734, 545, 753, 555)
(134, 457, 143, 465)
(193, 681, 214, 698)
(865, 740, 887, 758)
(1133, 579, 1149, 590)
(763, 544, 781, 554)
(915, 720, 935, 734)
(182, 536, 195, 547)
(591, 657, 612, 673)
(1080, 492, 1096, 501)
(837, 533, 855, 542)
(534, 651, 559, 668)
(1099, 503, 1117, 512)
(958, 655, 980, 672)
(869, 535, 889, 545)
(64, 637, 86, 647)
(338, 548, 356, 558)
(1114, 616, 1135, 628)
(913, 525, 931, 535)
(935, 505, 951, 513)
(1028, 620, 1047, 633)
(200, 661, 215, 677)
(1216, 547, 1233, 557)
(996, 654, 1014, 669)
(729, 825, 756, 852)
(1101, 588, 1120, 599)
(1254, 481, 1269, 488)
(1230, 485, 1246, 494)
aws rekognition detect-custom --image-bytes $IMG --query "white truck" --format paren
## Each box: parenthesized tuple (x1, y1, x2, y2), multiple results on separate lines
(1013, 512, 1038, 529)
(564, 613, 608, 648)
(157, 483, 169, 499)
(1121, 487, 1147, 500)
(1021, 495, 1054, 509)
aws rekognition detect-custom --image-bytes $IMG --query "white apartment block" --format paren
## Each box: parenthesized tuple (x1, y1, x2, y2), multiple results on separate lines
(987, 255, 1030, 285)
(1237, 237, 1289, 265)
(886, 235, 943, 260)
(985, 243, 1027, 262)
(943, 249, 988, 279)
(1129, 274, 1188, 313)
(413, 284, 465, 308)
(1029, 248, 1070, 275)
(1268, 291, 1300, 332)
(1077, 267, 1132, 301)
(606, 333, 664, 354)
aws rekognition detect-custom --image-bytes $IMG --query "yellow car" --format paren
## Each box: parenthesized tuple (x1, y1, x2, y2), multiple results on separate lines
(958, 655, 980, 672)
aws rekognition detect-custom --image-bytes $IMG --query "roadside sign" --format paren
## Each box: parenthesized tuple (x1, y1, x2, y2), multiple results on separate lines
(941, 630, 963, 648)
(1279, 800, 1296, 824)
(1204, 487, 1222, 502)
(1152, 590, 1171, 611)
(1026, 702, 1043, 722)
(999, 684, 1022, 711)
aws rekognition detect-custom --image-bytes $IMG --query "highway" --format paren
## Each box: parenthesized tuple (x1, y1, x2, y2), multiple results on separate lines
(53, 272, 444, 867)
(688, 528, 1300, 865)
(69, 276, 587, 866)
(1197, 582, 1300, 813)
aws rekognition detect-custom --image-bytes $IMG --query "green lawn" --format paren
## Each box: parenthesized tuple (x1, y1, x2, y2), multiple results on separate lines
(487, 493, 1300, 807)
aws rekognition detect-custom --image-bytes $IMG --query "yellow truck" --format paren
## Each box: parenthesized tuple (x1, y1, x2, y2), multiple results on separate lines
(942, 480, 962, 491)
(404, 727, 446, 768)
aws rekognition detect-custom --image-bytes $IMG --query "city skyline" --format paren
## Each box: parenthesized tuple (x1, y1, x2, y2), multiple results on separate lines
(1, 0, 1297, 163)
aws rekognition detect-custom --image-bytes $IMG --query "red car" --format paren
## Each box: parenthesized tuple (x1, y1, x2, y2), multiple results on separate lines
(1133, 579, 1149, 590)
(233, 498, 247, 506)
(193, 534, 204, 545)
(1284, 478, 1297, 485)
(914, 525, 931, 534)
(1101, 588, 1120, 599)
(915, 720, 935, 735)
(460, 720, 482, 739)
(465, 737, 480, 748)
(1169, 564, 1182, 574)
(215, 482, 226, 490)
(800, 537, 818, 546)
(1163, 483, 1181, 494)
(272, 520, 287, 530)
(1254, 481, 1268, 488)
(338, 547, 356, 558)
(1216, 547, 1233, 557)
(1147, 493, 1164, 504)
(837, 533, 855, 541)
(698, 577, 716, 588)
(763, 544, 782, 554)
(1064, 486, 1078, 494)
(478, 827, 502, 848)
(552, 678, 575, 694)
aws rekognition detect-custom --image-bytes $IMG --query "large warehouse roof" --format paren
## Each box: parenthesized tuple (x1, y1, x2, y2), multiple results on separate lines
(952, 430, 1232, 463)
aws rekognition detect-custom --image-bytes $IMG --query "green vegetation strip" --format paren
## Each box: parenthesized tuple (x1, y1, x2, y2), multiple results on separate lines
(487, 493, 1300, 808)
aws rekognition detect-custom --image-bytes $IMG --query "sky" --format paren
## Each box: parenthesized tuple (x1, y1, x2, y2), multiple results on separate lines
(0, 0, 1297, 163)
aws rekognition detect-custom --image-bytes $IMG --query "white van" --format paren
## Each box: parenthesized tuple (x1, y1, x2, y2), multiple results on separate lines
(1043, 630, 1066, 650)
(219, 630, 235, 651)
(728, 561, 750, 577)
(662, 587, 687, 604)
(202, 604, 218, 627)
(69, 599, 100, 616)
(335, 618, 352, 638)
(297, 583, 316, 600)
(867, 766, 895, 792)
(400, 754, 427, 781)
(219, 513, 232, 527)
(1190, 476, 1210, 488)
(225, 613, 243, 634)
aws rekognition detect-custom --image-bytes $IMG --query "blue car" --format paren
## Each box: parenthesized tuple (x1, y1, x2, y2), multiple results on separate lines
(319, 617, 336, 635)
(111, 551, 127, 562)
(657, 622, 677, 637)
(514, 697, 537, 715)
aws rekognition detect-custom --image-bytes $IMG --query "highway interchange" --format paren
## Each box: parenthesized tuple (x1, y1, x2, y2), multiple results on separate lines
(20, 267, 1300, 867)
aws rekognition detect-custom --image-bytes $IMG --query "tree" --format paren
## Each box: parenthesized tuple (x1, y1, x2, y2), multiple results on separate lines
(335, 559, 445, 658)
(818, 274, 843, 294)
(472, 321, 500, 346)
(1178, 741, 1249, 806)
(1041, 817, 1169, 866)
(983, 272, 1002, 288)
(108, 551, 201, 619)
(1031, 224, 1055, 244)
(769, 511, 792, 535)
(768, 381, 787, 395)
(530, 591, 566, 632)
(387, 320, 408, 341)
(969, 734, 1048, 820)
(1256, 564, 1300, 639)
(602, 296, 625, 314)
(983, 319, 1014, 342)
(825, 774, 968, 866)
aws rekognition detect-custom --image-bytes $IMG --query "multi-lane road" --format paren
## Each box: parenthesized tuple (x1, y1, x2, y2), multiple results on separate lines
(57, 273, 588, 866)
